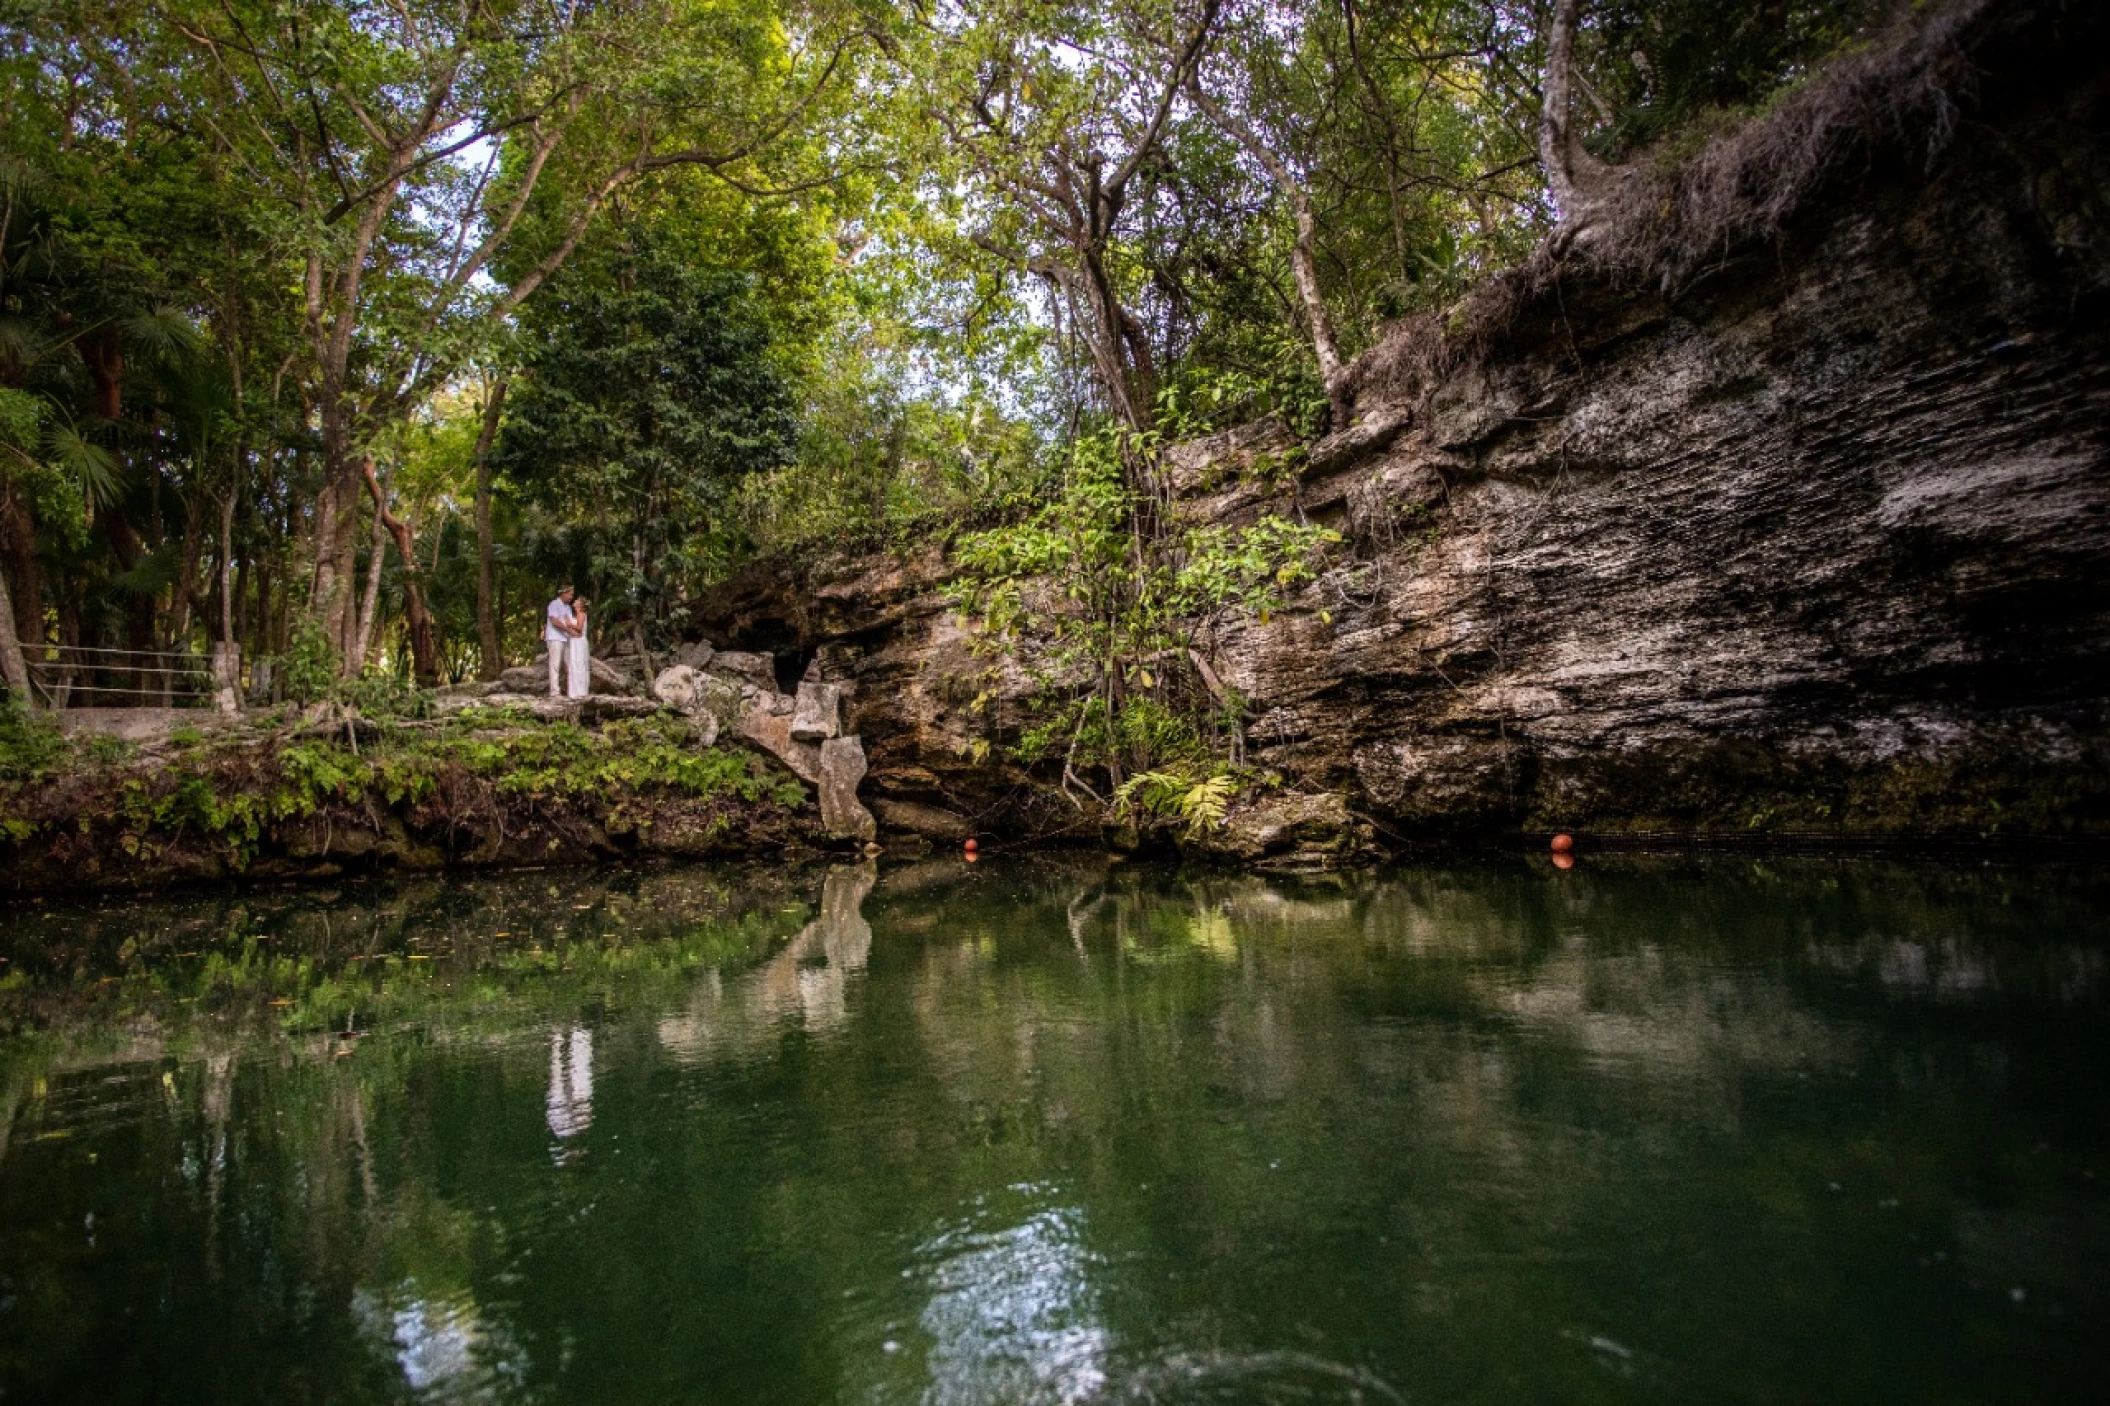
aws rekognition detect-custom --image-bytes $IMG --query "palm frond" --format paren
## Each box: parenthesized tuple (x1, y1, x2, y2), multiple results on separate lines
(0, 315, 48, 369)
(44, 423, 124, 508)
(120, 305, 206, 365)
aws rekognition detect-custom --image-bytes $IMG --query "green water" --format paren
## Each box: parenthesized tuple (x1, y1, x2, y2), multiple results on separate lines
(1, 856, 2106, 1404)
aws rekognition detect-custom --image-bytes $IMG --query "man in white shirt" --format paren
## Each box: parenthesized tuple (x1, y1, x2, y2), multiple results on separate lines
(545, 586, 578, 696)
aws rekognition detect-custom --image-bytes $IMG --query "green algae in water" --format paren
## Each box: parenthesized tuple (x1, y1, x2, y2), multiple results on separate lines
(2, 855, 2107, 1403)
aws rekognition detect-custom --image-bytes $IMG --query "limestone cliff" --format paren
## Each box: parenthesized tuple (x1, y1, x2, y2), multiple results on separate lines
(698, 0, 2110, 851)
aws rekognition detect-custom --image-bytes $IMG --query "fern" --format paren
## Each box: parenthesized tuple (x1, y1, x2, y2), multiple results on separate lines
(1181, 772, 1236, 834)
(1114, 766, 1239, 836)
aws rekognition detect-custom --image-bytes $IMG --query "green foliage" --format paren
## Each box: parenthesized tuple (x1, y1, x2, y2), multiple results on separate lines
(81, 733, 134, 766)
(496, 240, 799, 646)
(271, 621, 342, 708)
(333, 668, 431, 720)
(1155, 355, 1333, 445)
(1586, 0, 1889, 157)
(944, 428, 1338, 791)
(0, 700, 66, 782)
(1114, 766, 1240, 837)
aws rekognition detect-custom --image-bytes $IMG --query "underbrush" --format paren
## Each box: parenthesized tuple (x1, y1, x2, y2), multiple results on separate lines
(0, 709, 812, 875)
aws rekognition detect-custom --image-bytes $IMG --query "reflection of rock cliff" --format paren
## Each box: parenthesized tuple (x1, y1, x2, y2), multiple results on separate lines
(697, 8, 2110, 845)
(656, 863, 876, 1060)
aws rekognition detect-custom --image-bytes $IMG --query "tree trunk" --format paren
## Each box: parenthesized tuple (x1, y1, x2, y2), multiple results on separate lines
(77, 329, 156, 701)
(99, 511, 157, 704)
(472, 373, 508, 679)
(0, 557, 31, 702)
(1540, 0, 1610, 232)
(1187, 79, 1349, 423)
(362, 458, 438, 686)
(217, 488, 237, 645)
(312, 417, 363, 672)
(351, 478, 389, 671)
(0, 492, 40, 647)
(54, 601, 79, 707)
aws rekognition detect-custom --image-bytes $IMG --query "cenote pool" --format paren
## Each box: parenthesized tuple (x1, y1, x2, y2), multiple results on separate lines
(1, 855, 2105, 1403)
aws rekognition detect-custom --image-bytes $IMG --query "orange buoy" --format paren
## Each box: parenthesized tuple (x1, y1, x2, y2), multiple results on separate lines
(1551, 852, 1576, 870)
(964, 838, 979, 854)
(1550, 833, 1575, 854)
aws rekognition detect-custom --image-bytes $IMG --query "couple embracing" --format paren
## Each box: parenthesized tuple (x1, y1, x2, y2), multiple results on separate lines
(544, 585, 592, 698)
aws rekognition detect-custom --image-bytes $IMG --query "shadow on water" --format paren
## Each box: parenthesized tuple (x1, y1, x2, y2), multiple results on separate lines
(2, 854, 2107, 1403)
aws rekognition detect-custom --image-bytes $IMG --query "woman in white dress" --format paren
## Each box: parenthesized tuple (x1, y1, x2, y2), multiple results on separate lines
(566, 597, 591, 698)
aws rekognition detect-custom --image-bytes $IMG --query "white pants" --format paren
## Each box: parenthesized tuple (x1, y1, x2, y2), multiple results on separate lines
(547, 639, 567, 696)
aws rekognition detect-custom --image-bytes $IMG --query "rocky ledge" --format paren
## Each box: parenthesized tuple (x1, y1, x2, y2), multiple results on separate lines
(692, 2, 2110, 861)
(1, 646, 888, 893)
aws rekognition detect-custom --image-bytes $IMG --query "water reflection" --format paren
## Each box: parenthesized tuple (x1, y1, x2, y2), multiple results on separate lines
(547, 1026, 594, 1146)
(916, 1191, 1108, 1406)
(353, 1281, 527, 1400)
(657, 862, 876, 1061)
(0, 856, 2105, 1404)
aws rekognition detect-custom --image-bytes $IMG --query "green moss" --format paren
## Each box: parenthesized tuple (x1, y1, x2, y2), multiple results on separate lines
(0, 708, 815, 883)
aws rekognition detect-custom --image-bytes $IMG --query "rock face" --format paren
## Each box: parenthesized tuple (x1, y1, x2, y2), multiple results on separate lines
(695, 11, 2110, 846)
(1186, 792, 1376, 869)
(791, 681, 843, 741)
(709, 650, 779, 693)
(818, 737, 877, 843)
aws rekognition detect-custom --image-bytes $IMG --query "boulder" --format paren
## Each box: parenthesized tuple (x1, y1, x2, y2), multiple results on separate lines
(818, 736, 877, 843)
(653, 667, 727, 745)
(739, 704, 822, 783)
(673, 640, 716, 671)
(653, 664, 706, 710)
(494, 656, 635, 696)
(791, 681, 843, 741)
(1189, 791, 1371, 869)
(497, 663, 547, 694)
(708, 650, 778, 692)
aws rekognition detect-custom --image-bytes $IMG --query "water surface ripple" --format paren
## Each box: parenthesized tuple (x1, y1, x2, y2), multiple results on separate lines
(1, 855, 2105, 1403)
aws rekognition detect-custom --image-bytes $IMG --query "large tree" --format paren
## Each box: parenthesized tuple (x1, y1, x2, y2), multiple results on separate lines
(494, 237, 798, 652)
(153, 0, 867, 672)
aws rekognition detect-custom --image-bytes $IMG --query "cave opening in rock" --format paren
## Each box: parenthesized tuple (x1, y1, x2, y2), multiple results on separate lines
(774, 646, 815, 694)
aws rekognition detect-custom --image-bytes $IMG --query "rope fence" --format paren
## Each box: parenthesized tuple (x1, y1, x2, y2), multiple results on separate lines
(24, 644, 224, 709)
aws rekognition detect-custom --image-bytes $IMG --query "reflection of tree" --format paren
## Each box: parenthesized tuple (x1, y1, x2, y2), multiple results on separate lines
(2, 857, 2108, 1400)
